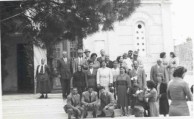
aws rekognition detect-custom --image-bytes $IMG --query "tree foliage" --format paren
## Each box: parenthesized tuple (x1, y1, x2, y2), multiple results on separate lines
(21, 0, 140, 48)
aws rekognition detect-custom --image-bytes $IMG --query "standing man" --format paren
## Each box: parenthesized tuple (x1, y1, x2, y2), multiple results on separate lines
(84, 49, 91, 61)
(129, 61, 146, 90)
(133, 51, 143, 68)
(97, 49, 106, 65)
(98, 86, 116, 117)
(81, 87, 99, 118)
(150, 59, 169, 85)
(36, 58, 51, 99)
(72, 49, 87, 73)
(64, 87, 84, 119)
(105, 55, 113, 68)
(85, 60, 98, 91)
(57, 51, 72, 99)
(128, 50, 133, 60)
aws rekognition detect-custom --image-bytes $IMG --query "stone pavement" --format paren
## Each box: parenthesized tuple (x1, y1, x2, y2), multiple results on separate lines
(2, 93, 193, 119)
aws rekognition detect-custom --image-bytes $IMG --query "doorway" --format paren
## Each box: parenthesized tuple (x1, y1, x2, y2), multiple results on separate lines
(17, 44, 34, 93)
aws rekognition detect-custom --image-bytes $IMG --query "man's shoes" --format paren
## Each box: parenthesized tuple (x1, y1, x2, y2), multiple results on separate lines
(39, 95, 44, 99)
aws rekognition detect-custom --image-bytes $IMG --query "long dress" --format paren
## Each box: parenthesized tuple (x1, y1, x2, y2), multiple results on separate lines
(145, 88, 159, 117)
(97, 67, 113, 91)
(168, 57, 178, 80)
(167, 78, 193, 116)
(116, 74, 131, 107)
(157, 83, 169, 115)
(36, 65, 51, 94)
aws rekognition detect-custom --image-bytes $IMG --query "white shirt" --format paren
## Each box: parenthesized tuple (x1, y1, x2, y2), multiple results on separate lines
(63, 58, 67, 63)
(123, 58, 133, 70)
(38, 64, 45, 73)
(78, 57, 82, 65)
(90, 68, 93, 74)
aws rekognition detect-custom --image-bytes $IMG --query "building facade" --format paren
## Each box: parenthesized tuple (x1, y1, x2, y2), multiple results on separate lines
(83, 0, 173, 75)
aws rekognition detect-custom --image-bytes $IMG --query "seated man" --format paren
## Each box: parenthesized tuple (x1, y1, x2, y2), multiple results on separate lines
(98, 86, 116, 117)
(64, 87, 84, 119)
(81, 86, 99, 118)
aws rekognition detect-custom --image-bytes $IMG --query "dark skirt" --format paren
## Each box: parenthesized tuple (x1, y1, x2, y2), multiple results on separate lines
(37, 74, 51, 93)
(159, 95, 169, 114)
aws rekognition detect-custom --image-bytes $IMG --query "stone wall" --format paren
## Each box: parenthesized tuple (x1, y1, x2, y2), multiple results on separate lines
(175, 40, 193, 74)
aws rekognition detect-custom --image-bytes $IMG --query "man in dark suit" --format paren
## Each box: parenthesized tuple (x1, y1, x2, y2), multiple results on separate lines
(64, 87, 84, 119)
(81, 87, 99, 118)
(98, 86, 116, 117)
(72, 49, 88, 73)
(105, 55, 113, 68)
(85, 60, 98, 91)
(57, 51, 72, 99)
(150, 59, 169, 85)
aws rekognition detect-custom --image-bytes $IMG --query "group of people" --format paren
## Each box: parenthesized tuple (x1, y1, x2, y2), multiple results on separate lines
(35, 49, 193, 119)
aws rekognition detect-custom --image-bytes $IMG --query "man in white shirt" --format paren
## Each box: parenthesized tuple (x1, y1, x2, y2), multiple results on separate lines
(123, 53, 133, 71)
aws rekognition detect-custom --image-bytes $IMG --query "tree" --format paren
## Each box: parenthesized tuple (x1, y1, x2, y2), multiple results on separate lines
(1, 0, 140, 87)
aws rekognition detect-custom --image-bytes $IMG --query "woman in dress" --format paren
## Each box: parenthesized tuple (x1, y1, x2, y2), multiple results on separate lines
(168, 52, 179, 81)
(156, 74, 169, 116)
(144, 80, 159, 117)
(90, 53, 100, 70)
(160, 52, 168, 68)
(97, 61, 113, 91)
(71, 65, 86, 97)
(36, 59, 51, 99)
(167, 66, 193, 116)
(117, 56, 128, 72)
(115, 67, 131, 116)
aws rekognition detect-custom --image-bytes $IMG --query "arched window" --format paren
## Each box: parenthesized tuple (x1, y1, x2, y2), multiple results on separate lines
(135, 21, 146, 56)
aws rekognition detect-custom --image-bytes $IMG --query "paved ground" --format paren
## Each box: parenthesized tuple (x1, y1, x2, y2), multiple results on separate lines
(2, 74, 194, 119)
(2, 93, 193, 119)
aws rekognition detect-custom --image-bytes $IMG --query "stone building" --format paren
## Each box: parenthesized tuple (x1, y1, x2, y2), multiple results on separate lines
(83, 0, 174, 75)
(175, 38, 193, 74)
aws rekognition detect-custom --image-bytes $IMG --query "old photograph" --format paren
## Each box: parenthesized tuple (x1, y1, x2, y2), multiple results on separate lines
(0, 0, 193, 119)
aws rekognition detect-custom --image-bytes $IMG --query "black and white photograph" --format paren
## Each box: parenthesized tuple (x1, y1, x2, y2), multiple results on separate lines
(0, 0, 193, 119)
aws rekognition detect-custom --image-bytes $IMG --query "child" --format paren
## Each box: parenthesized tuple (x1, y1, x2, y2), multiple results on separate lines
(144, 80, 159, 117)
(130, 80, 148, 116)
(156, 74, 169, 116)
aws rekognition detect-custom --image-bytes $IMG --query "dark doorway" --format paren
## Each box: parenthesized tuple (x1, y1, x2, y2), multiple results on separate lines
(17, 44, 34, 93)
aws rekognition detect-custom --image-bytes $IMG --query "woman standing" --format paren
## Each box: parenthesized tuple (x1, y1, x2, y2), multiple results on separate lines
(160, 52, 168, 68)
(71, 65, 86, 97)
(115, 67, 131, 116)
(156, 74, 169, 116)
(90, 53, 100, 70)
(117, 56, 128, 72)
(144, 80, 159, 117)
(168, 52, 179, 80)
(97, 61, 113, 91)
(167, 66, 193, 116)
(36, 59, 51, 99)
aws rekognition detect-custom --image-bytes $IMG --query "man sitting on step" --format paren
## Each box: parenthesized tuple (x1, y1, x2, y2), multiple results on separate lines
(81, 86, 99, 118)
(98, 86, 116, 117)
(64, 87, 84, 119)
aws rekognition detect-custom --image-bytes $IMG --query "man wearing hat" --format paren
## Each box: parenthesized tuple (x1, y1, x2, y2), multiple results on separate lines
(72, 49, 88, 73)
(84, 49, 91, 61)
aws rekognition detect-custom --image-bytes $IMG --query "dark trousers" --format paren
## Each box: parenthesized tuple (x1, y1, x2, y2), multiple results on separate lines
(60, 78, 70, 98)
